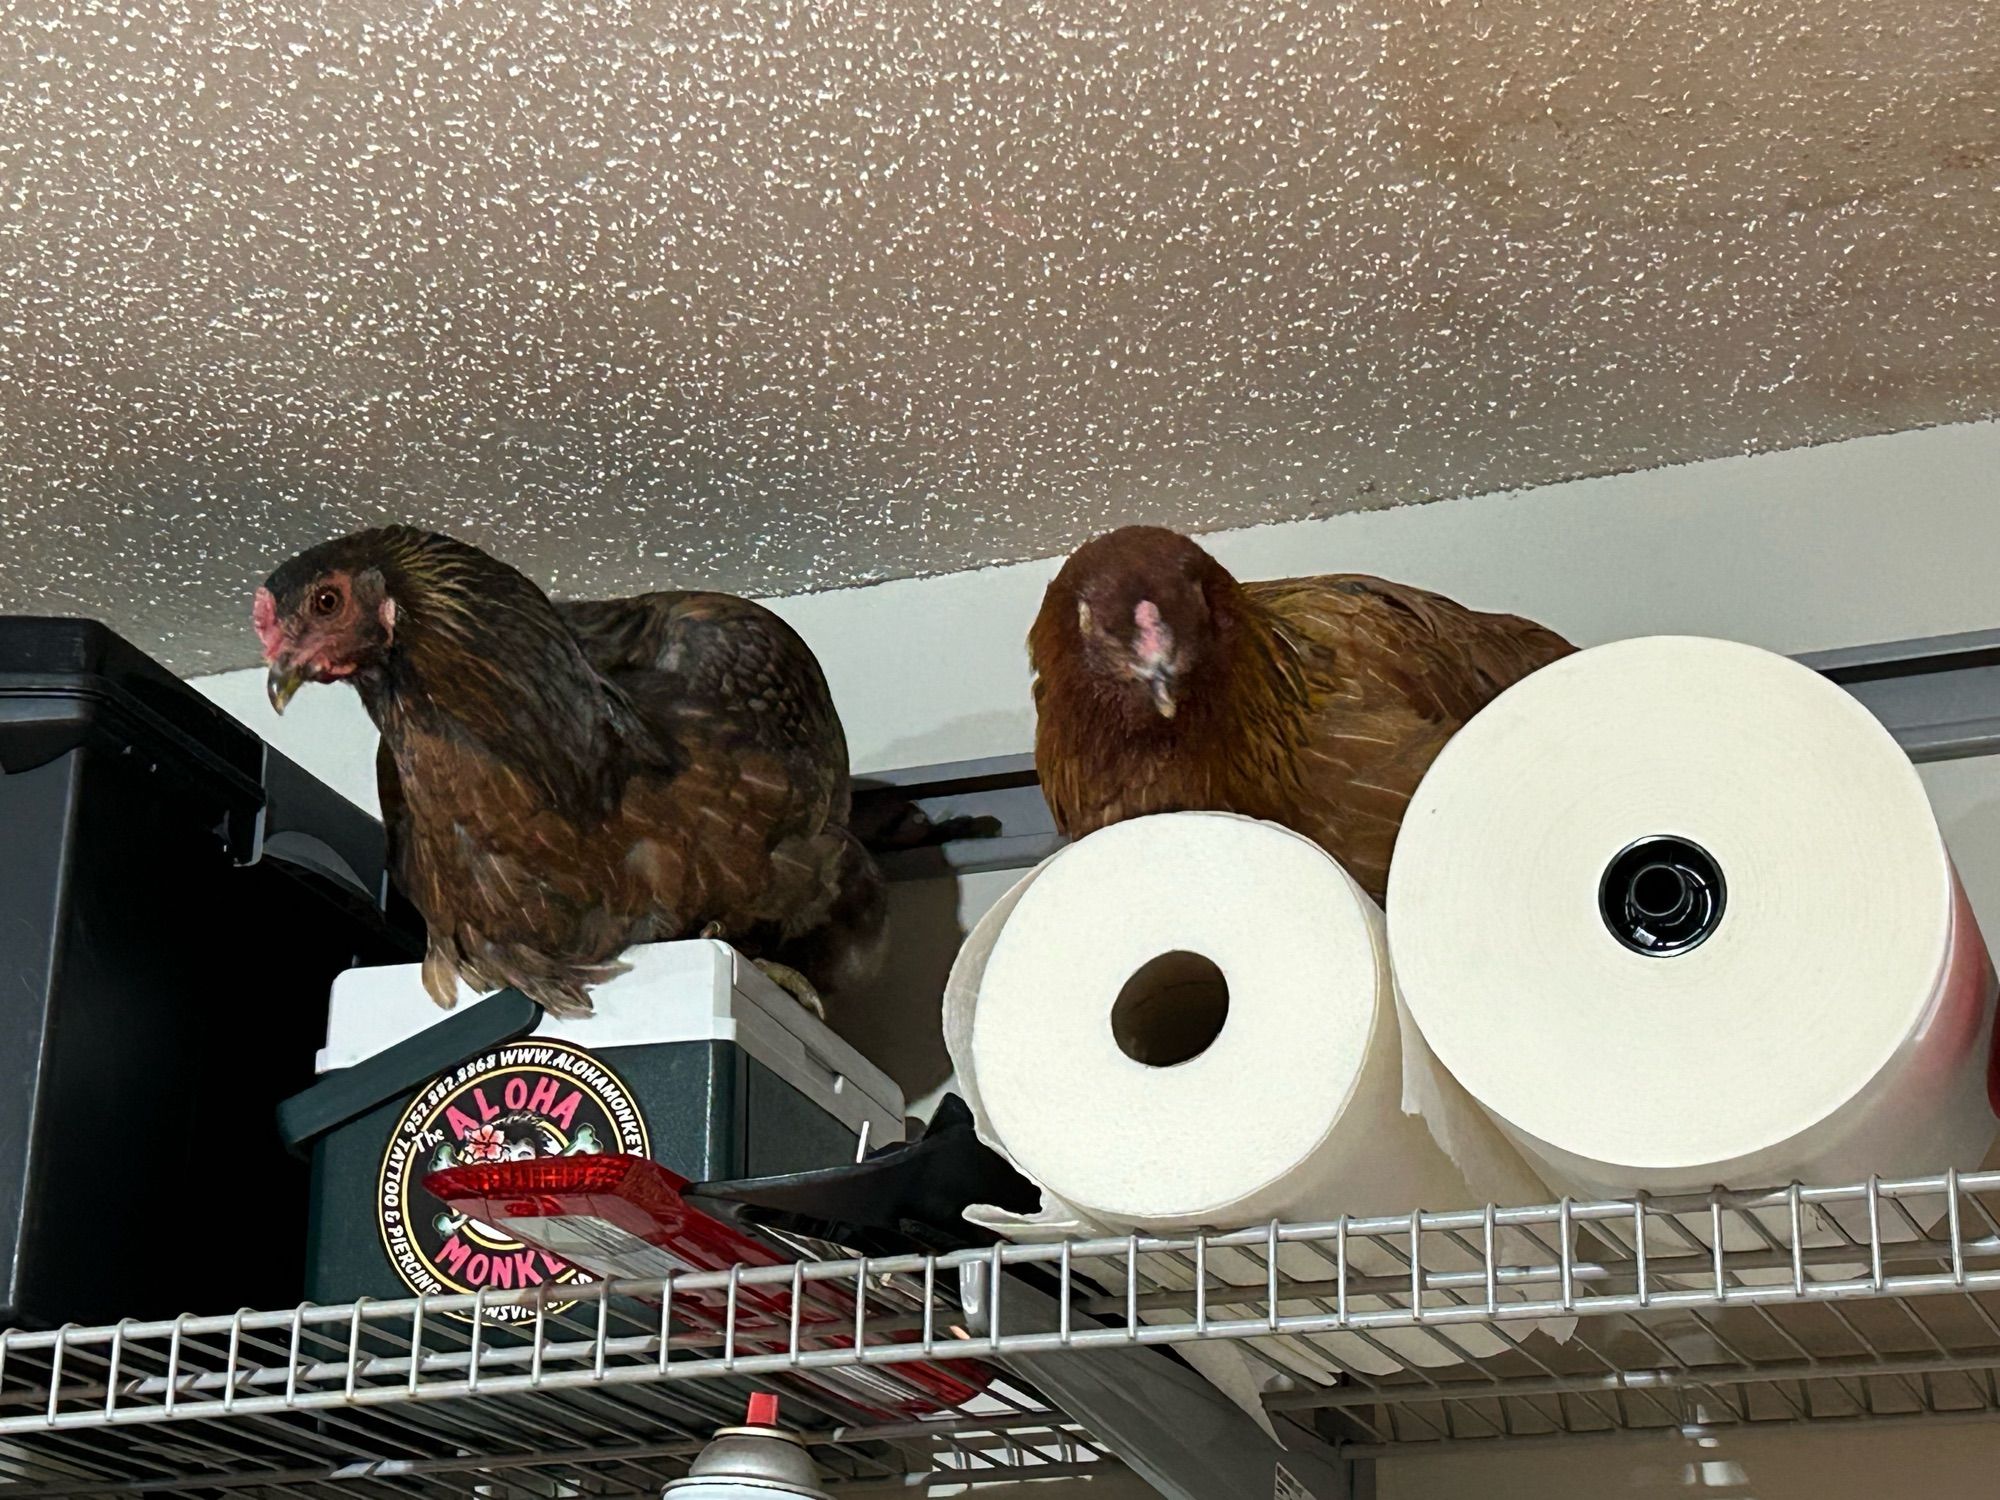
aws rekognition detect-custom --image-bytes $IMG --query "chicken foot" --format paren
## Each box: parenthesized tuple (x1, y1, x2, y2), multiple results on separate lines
(751, 960, 828, 1021)
(697, 921, 829, 1021)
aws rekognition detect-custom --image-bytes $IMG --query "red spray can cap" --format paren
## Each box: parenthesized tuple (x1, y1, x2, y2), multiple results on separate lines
(660, 1393, 831, 1498)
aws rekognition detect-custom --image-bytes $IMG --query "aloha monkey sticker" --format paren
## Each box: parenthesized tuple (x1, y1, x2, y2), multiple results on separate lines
(378, 1040, 650, 1322)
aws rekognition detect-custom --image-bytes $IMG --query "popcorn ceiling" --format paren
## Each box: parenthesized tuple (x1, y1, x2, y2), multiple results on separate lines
(0, 0, 1995, 672)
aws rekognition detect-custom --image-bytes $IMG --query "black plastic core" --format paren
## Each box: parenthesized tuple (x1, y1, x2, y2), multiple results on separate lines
(1599, 837, 1726, 956)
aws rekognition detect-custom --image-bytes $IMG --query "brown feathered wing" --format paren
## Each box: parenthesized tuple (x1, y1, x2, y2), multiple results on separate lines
(378, 592, 884, 1011)
(1244, 573, 1574, 899)
(566, 592, 887, 995)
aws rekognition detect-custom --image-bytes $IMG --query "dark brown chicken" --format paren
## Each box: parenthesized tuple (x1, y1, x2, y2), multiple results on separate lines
(255, 527, 884, 1018)
(1030, 526, 1574, 902)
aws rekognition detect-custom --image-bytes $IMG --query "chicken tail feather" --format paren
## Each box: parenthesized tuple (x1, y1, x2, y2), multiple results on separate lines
(769, 830, 888, 1005)
(848, 787, 1003, 852)
(422, 942, 462, 1011)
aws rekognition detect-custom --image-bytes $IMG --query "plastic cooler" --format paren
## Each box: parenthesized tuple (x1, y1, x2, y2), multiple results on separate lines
(282, 940, 906, 1318)
(0, 617, 416, 1328)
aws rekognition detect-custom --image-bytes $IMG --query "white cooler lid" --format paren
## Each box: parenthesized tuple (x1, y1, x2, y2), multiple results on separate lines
(321, 939, 905, 1146)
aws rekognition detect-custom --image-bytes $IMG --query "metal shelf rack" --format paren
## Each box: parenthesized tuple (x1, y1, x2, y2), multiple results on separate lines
(5, 1170, 2000, 1496)
(6, 627, 2000, 1497)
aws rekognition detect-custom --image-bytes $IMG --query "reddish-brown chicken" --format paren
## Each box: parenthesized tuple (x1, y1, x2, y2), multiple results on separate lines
(1030, 526, 1574, 902)
(255, 527, 883, 1018)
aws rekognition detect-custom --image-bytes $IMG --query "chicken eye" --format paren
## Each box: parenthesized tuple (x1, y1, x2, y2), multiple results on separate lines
(312, 587, 342, 617)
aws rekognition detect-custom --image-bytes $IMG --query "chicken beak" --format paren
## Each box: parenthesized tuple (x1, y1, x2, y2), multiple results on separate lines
(267, 665, 305, 715)
(1131, 602, 1178, 718)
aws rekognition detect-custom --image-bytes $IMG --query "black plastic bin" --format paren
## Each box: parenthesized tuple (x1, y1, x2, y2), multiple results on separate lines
(0, 618, 420, 1329)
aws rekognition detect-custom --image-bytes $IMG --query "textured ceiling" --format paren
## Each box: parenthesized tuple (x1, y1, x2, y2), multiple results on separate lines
(1, 0, 1997, 674)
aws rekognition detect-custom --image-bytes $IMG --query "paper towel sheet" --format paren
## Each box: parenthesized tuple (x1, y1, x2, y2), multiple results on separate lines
(946, 814, 1574, 1420)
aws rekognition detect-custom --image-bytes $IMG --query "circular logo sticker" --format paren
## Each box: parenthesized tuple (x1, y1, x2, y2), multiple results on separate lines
(378, 1040, 651, 1323)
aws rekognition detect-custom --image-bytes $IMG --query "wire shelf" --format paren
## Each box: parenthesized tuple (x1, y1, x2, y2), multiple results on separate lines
(0, 1268, 1113, 1495)
(6, 1169, 2000, 1493)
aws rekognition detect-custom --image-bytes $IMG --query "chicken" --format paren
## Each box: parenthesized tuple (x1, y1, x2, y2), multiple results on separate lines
(1029, 526, 1574, 903)
(254, 526, 885, 1018)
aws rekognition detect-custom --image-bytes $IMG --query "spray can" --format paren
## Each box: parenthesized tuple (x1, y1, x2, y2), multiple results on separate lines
(663, 1394, 832, 1499)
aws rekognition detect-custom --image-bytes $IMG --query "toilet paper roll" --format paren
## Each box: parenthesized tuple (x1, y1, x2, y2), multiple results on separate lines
(1388, 635, 1999, 1276)
(945, 812, 1572, 1394)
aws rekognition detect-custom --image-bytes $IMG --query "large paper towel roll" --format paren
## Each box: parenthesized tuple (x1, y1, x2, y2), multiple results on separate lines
(1388, 636, 1999, 1247)
(945, 812, 1570, 1389)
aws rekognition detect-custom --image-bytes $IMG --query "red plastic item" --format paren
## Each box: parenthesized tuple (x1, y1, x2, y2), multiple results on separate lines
(424, 1154, 989, 1420)
(745, 1393, 780, 1428)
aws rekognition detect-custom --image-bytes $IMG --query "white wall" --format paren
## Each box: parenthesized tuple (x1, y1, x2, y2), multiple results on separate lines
(197, 418, 2000, 1497)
